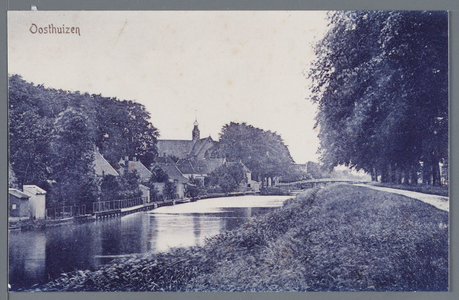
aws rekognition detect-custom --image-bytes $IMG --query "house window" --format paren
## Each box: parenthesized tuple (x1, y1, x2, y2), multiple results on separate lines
(12, 204, 17, 210)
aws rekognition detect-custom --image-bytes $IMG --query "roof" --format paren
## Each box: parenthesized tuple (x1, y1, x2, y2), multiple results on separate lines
(139, 184, 150, 191)
(153, 163, 189, 184)
(127, 161, 152, 180)
(23, 185, 47, 195)
(190, 137, 214, 158)
(9, 189, 30, 199)
(118, 158, 152, 181)
(176, 159, 197, 174)
(155, 156, 177, 164)
(176, 158, 225, 175)
(157, 140, 194, 159)
(157, 137, 215, 160)
(198, 158, 226, 174)
(93, 150, 119, 176)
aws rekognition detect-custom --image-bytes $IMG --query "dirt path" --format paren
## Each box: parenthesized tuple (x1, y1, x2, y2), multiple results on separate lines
(353, 184, 449, 212)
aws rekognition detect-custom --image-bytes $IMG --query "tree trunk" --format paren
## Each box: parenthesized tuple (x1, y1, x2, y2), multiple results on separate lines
(422, 162, 432, 185)
(371, 167, 377, 182)
(381, 165, 389, 183)
(410, 165, 418, 185)
(432, 162, 441, 186)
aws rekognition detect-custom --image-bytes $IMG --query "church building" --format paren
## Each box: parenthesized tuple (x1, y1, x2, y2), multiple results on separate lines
(155, 120, 225, 182)
(156, 120, 216, 161)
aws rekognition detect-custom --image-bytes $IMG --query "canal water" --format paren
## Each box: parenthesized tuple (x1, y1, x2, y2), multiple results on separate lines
(8, 195, 292, 291)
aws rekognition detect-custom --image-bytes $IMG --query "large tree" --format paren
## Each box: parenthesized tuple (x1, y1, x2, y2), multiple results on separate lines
(217, 122, 294, 186)
(309, 11, 448, 185)
(51, 107, 99, 207)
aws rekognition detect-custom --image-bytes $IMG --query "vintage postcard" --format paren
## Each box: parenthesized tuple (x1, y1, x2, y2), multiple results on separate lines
(8, 11, 449, 292)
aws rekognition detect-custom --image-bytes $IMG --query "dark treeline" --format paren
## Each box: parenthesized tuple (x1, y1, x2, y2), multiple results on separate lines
(214, 122, 296, 187)
(309, 11, 448, 185)
(9, 75, 159, 209)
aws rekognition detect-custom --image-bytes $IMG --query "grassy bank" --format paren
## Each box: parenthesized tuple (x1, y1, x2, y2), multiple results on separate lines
(36, 184, 448, 292)
(368, 182, 448, 196)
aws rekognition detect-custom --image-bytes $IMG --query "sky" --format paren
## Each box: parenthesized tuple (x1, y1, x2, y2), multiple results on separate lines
(8, 11, 330, 164)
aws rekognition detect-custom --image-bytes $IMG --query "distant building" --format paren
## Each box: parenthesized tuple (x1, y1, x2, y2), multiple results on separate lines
(176, 157, 226, 183)
(151, 163, 189, 199)
(9, 189, 30, 219)
(139, 184, 151, 203)
(23, 185, 47, 219)
(222, 161, 261, 192)
(157, 120, 216, 161)
(118, 156, 152, 182)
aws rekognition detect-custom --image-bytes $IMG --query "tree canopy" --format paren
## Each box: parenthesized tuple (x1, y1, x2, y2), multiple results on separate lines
(9, 75, 160, 207)
(308, 11, 448, 185)
(216, 122, 294, 185)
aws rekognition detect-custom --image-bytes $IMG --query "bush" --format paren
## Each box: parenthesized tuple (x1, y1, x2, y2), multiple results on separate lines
(260, 186, 291, 196)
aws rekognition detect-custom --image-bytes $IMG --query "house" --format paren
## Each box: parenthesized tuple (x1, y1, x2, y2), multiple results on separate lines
(224, 161, 261, 193)
(23, 185, 47, 219)
(93, 148, 119, 177)
(139, 184, 151, 203)
(9, 189, 30, 219)
(176, 157, 226, 183)
(151, 163, 189, 199)
(118, 156, 152, 182)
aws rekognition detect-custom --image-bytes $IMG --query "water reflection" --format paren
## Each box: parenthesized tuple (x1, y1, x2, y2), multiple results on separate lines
(9, 195, 291, 290)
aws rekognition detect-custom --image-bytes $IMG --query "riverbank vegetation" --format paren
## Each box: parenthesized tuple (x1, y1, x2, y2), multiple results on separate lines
(368, 182, 448, 197)
(35, 184, 448, 292)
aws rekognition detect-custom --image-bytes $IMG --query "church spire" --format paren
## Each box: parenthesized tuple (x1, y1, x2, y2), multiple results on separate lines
(192, 118, 200, 141)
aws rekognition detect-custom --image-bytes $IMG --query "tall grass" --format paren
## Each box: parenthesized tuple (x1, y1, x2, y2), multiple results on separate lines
(37, 185, 448, 292)
(368, 182, 448, 196)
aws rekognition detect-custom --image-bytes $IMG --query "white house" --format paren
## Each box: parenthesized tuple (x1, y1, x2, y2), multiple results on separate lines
(23, 185, 47, 220)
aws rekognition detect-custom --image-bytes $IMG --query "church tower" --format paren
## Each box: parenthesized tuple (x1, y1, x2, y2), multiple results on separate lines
(192, 119, 200, 142)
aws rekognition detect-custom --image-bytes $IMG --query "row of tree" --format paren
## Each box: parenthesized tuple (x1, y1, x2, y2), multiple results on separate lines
(9, 76, 300, 207)
(308, 11, 448, 185)
(9, 75, 159, 208)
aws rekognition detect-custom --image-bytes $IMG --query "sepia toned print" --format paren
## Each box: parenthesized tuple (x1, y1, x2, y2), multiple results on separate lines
(8, 11, 448, 292)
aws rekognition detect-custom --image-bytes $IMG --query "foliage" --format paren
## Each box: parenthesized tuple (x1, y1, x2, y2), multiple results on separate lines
(99, 175, 121, 201)
(185, 177, 206, 198)
(217, 173, 238, 194)
(163, 181, 176, 200)
(368, 182, 448, 197)
(51, 107, 99, 207)
(8, 164, 18, 188)
(259, 186, 291, 196)
(149, 166, 169, 183)
(94, 95, 159, 167)
(117, 172, 143, 200)
(308, 11, 448, 185)
(217, 122, 294, 185)
(149, 186, 161, 201)
(8, 75, 159, 206)
(206, 162, 247, 193)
